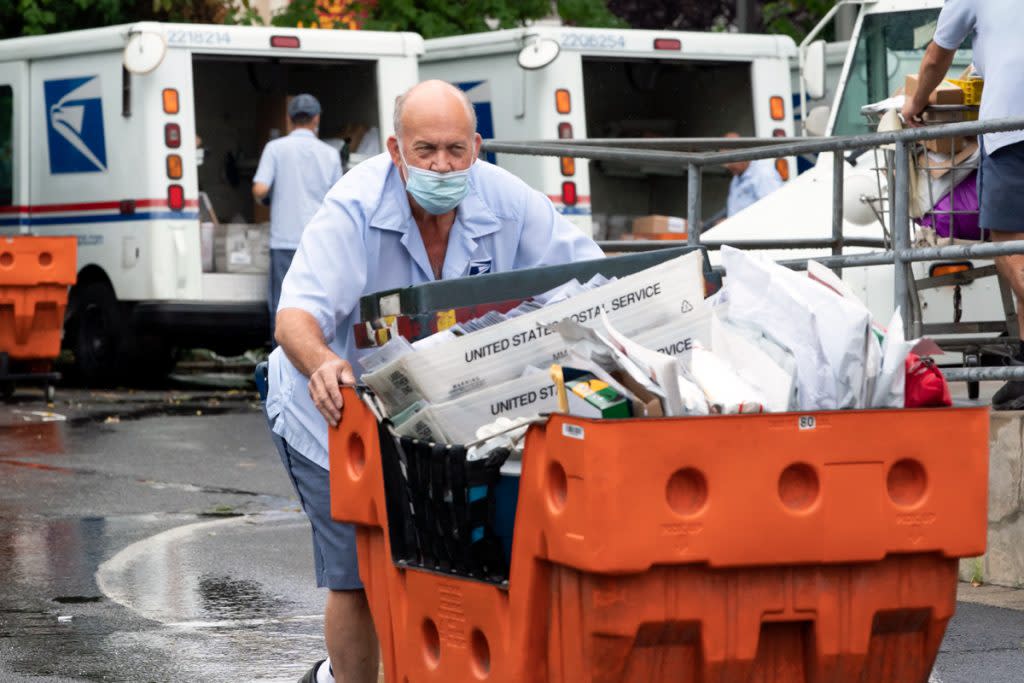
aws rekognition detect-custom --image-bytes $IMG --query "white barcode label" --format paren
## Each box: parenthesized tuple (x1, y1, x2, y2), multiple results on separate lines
(562, 423, 585, 440)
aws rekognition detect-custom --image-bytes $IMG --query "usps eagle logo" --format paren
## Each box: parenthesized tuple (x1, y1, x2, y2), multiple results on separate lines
(44, 76, 108, 174)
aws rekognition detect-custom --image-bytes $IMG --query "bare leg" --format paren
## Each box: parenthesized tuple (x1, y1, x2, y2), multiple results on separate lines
(991, 231, 1024, 339)
(325, 589, 379, 683)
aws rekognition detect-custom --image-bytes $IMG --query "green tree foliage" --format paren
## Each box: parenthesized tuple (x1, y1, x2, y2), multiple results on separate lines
(356, 0, 623, 37)
(760, 0, 833, 41)
(1, 0, 228, 38)
(606, 0, 735, 31)
(2, 0, 830, 42)
(606, 0, 830, 40)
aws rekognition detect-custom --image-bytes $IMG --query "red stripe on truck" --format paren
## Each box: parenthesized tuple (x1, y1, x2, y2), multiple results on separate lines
(0, 199, 199, 214)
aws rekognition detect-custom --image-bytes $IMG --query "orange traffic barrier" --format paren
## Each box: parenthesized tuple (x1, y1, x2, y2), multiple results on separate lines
(330, 388, 988, 682)
(0, 236, 77, 360)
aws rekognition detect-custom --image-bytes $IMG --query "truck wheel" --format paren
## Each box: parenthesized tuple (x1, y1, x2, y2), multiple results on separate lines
(69, 282, 122, 386)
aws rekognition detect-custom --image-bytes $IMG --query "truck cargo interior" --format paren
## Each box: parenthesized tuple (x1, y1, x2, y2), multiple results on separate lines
(582, 58, 755, 238)
(192, 56, 379, 226)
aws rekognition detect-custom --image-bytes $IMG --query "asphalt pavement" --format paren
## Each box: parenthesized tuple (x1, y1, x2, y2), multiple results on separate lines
(0, 386, 1022, 682)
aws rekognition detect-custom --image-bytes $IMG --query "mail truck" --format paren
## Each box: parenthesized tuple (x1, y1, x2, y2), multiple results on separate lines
(420, 27, 797, 239)
(0, 22, 421, 381)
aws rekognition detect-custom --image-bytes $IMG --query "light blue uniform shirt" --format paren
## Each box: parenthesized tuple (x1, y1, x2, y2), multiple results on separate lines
(934, 0, 1024, 154)
(253, 128, 343, 250)
(266, 153, 603, 469)
(726, 159, 784, 217)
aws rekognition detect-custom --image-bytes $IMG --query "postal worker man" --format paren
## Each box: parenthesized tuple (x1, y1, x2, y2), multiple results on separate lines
(266, 80, 602, 683)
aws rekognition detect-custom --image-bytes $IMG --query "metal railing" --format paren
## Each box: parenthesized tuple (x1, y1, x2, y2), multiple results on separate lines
(481, 116, 1024, 385)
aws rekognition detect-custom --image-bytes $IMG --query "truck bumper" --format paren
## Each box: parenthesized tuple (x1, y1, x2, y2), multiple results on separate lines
(132, 301, 269, 353)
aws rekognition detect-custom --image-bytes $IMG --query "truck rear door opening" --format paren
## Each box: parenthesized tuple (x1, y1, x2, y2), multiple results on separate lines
(582, 57, 755, 238)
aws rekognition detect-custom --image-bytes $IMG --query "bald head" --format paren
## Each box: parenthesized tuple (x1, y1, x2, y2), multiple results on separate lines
(387, 80, 482, 178)
(393, 80, 477, 139)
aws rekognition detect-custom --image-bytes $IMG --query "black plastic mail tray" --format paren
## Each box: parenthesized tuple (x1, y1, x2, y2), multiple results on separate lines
(359, 246, 713, 321)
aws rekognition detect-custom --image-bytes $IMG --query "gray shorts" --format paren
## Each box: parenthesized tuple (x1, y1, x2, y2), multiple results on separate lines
(980, 139, 1024, 232)
(269, 420, 363, 591)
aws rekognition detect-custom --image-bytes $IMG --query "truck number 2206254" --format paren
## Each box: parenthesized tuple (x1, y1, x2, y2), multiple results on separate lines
(559, 33, 626, 50)
(167, 30, 232, 47)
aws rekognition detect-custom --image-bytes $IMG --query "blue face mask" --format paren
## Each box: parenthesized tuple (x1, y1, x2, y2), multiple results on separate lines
(401, 153, 472, 215)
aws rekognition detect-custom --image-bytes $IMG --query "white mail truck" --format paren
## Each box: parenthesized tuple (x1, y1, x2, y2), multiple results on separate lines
(419, 27, 797, 239)
(0, 22, 421, 381)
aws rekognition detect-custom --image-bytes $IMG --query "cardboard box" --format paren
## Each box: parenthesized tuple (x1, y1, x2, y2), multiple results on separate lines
(628, 232, 687, 241)
(363, 251, 708, 414)
(632, 214, 687, 235)
(905, 75, 963, 105)
(922, 135, 972, 156)
(214, 223, 269, 274)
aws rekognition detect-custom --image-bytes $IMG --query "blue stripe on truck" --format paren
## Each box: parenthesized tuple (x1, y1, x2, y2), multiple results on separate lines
(0, 211, 200, 227)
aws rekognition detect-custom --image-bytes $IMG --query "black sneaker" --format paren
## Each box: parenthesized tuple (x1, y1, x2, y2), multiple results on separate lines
(993, 380, 1024, 410)
(299, 659, 326, 683)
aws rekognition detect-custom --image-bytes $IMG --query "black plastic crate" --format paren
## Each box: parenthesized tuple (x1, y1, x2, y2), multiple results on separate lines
(377, 418, 512, 584)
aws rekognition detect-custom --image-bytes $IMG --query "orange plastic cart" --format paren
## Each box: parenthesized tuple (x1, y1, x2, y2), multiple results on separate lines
(330, 387, 988, 682)
(0, 236, 77, 399)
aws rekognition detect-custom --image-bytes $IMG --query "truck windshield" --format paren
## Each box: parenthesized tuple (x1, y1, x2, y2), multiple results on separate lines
(832, 8, 973, 136)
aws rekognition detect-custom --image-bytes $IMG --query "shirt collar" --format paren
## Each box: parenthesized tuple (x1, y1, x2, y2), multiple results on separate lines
(369, 162, 502, 280)
(289, 128, 316, 138)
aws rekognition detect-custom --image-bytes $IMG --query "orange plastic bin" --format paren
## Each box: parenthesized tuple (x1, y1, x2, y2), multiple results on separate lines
(330, 388, 988, 683)
(0, 236, 77, 360)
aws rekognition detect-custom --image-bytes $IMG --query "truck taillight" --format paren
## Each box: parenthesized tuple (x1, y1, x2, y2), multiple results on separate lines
(167, 154, 183, 180)
(162, 88, 179, 115)
(555, 89, 571, 114)
(168, 184, 185, 211)
(561, 181, 577, 206)
(271, 35, 301, 49)
(775, 158, 790, 181)
(769, 96, 785, 121)
(165, 123, 181, 148)
(558, 122, 573, 139)
(772, 128, 786, 137)
(561, 157, 575, 176)
(654, 38, 681, 50)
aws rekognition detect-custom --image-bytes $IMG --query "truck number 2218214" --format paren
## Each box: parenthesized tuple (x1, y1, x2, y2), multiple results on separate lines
(167, 30, 232, 47)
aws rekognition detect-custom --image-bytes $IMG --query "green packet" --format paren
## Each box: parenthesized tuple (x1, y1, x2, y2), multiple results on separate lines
(563, 368, 632, 419)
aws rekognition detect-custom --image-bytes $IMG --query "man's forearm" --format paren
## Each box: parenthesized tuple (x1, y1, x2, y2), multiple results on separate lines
(276, 308, 339, 378)
(910, 42, 958, 112)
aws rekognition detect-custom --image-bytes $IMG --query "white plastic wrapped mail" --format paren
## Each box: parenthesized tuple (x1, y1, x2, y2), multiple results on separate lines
(871, 308, 910, 409)
(806, 261, 883, 407)
(710, 312, 794, 412)
(690, 345, 767, 414)
(629, 304, 712, 360)
(721, 247, 871, 410)
(364, 251, 706, 414)
(396, 370, 558, 444)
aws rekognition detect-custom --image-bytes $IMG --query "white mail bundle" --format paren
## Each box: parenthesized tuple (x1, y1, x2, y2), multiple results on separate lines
(363, 251, 707, 414)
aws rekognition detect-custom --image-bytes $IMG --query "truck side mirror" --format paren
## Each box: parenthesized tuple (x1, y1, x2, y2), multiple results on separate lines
(803, 40, 827, 100)
(804, 105, 831, 137)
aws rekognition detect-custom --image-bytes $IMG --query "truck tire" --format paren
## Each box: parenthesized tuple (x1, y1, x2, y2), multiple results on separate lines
(68, 281, 122, 386)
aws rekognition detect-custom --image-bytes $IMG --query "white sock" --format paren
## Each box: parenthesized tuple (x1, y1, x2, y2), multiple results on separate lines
(316, 658, 334, 683)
